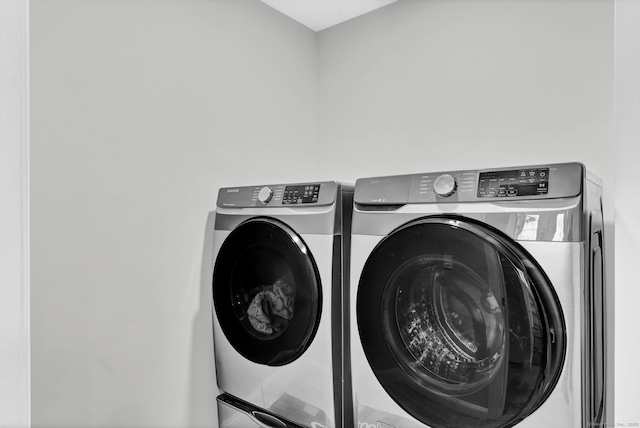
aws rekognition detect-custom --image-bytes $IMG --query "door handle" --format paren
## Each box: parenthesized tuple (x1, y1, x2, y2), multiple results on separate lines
(250, 410, 288, 428)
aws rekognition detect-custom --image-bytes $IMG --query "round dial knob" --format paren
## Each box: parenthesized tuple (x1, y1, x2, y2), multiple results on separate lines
(257, 186, 274, 204)
(433, 174, 457, 197)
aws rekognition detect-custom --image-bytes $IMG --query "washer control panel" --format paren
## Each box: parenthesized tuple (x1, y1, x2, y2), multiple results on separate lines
(354, 163, 583, 205)
(218, 182, 335, 207)
(478, 168, 549, 198)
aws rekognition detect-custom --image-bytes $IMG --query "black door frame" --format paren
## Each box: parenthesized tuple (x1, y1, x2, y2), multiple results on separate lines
(213, 217, 322, 366)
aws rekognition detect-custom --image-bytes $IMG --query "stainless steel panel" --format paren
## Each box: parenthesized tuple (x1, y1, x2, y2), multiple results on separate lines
(352, 175, 413, 205)
(517, 242, 583, 427)
(215, 183, 353, 235)
(218, 181, 338, 208)
(351, 197, 584, 242)
(354, 162, 584, 205)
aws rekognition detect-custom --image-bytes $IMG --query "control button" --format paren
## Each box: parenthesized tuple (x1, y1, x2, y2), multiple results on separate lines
(257, 186, 274, 204)
(433, 174, 457, 197)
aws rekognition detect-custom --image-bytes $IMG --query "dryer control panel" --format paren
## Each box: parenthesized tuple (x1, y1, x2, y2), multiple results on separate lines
(217, 181, 336, 208)
(355, 162, 584, 205)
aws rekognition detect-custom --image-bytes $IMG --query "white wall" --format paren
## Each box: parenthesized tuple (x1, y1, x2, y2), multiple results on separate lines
(317, 0, 614, 195)
(0, 0, 31, 426)
(29, 1, 316, 426)
(615, 0, 640, 424)
(30, 0, 623, 427)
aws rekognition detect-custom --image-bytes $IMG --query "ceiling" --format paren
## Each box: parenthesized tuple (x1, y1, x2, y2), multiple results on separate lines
(260, 0, 399, 32)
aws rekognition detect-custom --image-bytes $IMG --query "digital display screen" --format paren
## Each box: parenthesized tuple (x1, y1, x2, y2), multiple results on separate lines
(282, 184, 320, 204)
(478, 168, 549, 198)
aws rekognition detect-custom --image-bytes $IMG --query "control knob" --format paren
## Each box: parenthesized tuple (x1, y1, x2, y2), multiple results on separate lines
(257, 186, 274, 204)
(433, 174, 457, 197)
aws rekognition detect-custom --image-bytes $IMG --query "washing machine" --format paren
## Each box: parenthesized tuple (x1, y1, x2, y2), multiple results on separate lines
(212, 181, 353, 428)
(350, 162, 605, 428)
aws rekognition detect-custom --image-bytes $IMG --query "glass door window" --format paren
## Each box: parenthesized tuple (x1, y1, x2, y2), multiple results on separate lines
(214, 218, 321, 366)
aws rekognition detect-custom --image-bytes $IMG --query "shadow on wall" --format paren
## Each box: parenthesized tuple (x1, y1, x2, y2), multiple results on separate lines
(189, 211, 218, 427)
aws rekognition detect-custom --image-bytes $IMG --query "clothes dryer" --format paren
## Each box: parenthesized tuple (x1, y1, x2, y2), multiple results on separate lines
(212, 181, 353, 428)
(350, 163, 605, 428)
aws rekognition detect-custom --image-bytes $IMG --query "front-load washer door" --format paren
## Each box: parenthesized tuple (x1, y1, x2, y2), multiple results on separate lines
(357, 215, 565, 428)
(213, 217, 321, 366)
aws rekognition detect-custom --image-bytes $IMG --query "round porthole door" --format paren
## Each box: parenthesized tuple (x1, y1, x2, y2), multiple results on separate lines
(357, 216, 565, 428)
(213, 217, 322, 366)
